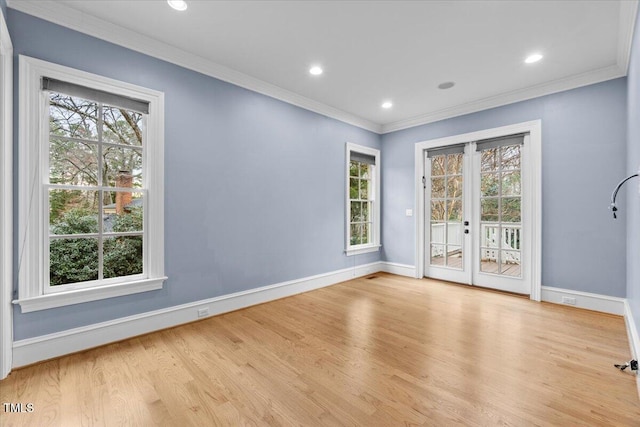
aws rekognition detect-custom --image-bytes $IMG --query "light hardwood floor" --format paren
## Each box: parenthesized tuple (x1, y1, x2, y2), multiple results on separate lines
(1, 273, 639, 426)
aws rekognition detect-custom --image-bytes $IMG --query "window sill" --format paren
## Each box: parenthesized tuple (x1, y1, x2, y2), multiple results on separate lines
(13, 276, 167, 313)
(345, 244, 381, 256)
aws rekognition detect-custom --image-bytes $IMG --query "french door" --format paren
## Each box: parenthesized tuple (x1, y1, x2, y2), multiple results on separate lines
(424, 134, 531, 295)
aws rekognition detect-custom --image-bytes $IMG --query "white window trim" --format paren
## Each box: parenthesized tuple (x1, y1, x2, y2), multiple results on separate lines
(0, 8, 14, 379)
(15, 55, 167, 313)
(345, 142, 381, 256)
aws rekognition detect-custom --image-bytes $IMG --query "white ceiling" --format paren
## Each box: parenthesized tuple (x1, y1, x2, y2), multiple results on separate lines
(7, 0, 638, 133)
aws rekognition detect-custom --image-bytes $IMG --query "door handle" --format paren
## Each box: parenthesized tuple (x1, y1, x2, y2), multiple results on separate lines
(464, 221, 469, 226)
(464, 229, 469, 234)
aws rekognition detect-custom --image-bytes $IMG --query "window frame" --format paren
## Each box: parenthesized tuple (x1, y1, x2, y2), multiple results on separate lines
(15, 55, 166, 313)
(345, 142, 381, 256)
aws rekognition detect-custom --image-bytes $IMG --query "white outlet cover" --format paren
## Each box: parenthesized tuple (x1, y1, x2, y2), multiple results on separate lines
(406, 209, 413, 217)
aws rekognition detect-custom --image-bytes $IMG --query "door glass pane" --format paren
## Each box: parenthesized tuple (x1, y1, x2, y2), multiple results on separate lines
(431, 223, 445, 244)
(430, 244, 445, 266)
(448, 200, 462, 221)
(481, 173, 499, 197)
(500, 250, 521, 277)
(446, 245, 462, 268)
(446, 153, 463, 174)
(446, 176, 462, 198)
(447, 223, 463, 245)
(429, 152, 464, 270)
(501, 171, 521, 196)
(479, 143, 522, 277)
(431, 156, 445, 176)
(431, 177, 445, 198)
(431, 201, 446, 221)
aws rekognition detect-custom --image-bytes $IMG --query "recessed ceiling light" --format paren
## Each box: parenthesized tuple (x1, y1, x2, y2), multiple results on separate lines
(381, 101, 393, 109)
(167, 0, 188, 11)
(525, 53, 543, 64)
(309, 66, 323, 76)
(438, 81, 455, 90)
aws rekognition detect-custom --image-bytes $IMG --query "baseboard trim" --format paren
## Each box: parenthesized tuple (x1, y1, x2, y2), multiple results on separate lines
(623, 300, 640, 398)
(541, 286, 625, 315)
(12, 261, 382, 368)
(380, 262, 416, 278)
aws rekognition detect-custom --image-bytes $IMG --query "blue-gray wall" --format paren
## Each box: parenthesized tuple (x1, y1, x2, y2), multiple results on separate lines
(627, 7, 640, 342)
(8, 10, 381, 340)
(381, 78, 628, 297)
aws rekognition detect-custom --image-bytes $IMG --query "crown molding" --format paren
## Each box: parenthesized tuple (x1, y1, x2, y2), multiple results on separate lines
(617, 0, 639, 74)
(381, 64, 625, 134)
(5, 0, 382, 134)
(6, 0, 636, 136)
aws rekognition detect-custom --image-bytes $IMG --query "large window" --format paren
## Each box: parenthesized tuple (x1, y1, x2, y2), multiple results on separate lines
(16, 56, 166, 312)
(345, 143, 380, 255)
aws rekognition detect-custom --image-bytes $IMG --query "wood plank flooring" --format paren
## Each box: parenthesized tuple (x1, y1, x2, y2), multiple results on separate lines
(2, 273, 639, 426)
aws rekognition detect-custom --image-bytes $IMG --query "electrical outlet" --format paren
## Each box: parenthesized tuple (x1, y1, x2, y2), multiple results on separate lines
(197, 307, 209, 318)
(561, 296, 576, 305)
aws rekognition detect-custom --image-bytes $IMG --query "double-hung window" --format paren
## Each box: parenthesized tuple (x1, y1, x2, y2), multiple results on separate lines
(345, 143, 381, 255)
(16, 56, 166, 312)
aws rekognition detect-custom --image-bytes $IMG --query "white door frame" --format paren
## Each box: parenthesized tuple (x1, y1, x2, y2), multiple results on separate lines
(0, 8, 13, 379)
(414, 120, 542, 301)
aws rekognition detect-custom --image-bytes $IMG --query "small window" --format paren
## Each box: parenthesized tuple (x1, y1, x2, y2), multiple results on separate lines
(16, 56, 166, 312)
(345, 143, 381, 256)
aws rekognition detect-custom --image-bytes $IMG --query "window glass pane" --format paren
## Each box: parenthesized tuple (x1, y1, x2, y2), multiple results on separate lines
(481, 148, 499, 172)
(103, 191, 143, 233)
(430, 244, 445, 266)
(49, 237, 99, 286)
(361, 202, 370, 222)
(361, 223, 370, 245)
(481, 198, 499, 222)
(349, 178, 359, 199)
(104, 236, 143, 279)
(349, 161, 359, 178)
(430, 222, 445, 244)
(49, 93, 98, 141)
(359, 179, 369, 200)
(501, 145, 521, 170)
(481, 173, 499, 197)
(49, 190, 99, 234)
(431, 200, 446, 221)
(350, 201, 362, 222)
(431, 156, 445, 176)
(103, 147, 143, 188)
(501, 197, 521, 223)
(501, 171, 521, 196)
(446, 176, 462, 198)
(350, 224, 362, 245)
(446, 245, 463, 269)
(49, 137, 98, 186)
(103, 106, 143, 146)
(446, 153, 463, 174)
(360, 163, 370, 179)
(431, 177, 445, 198)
